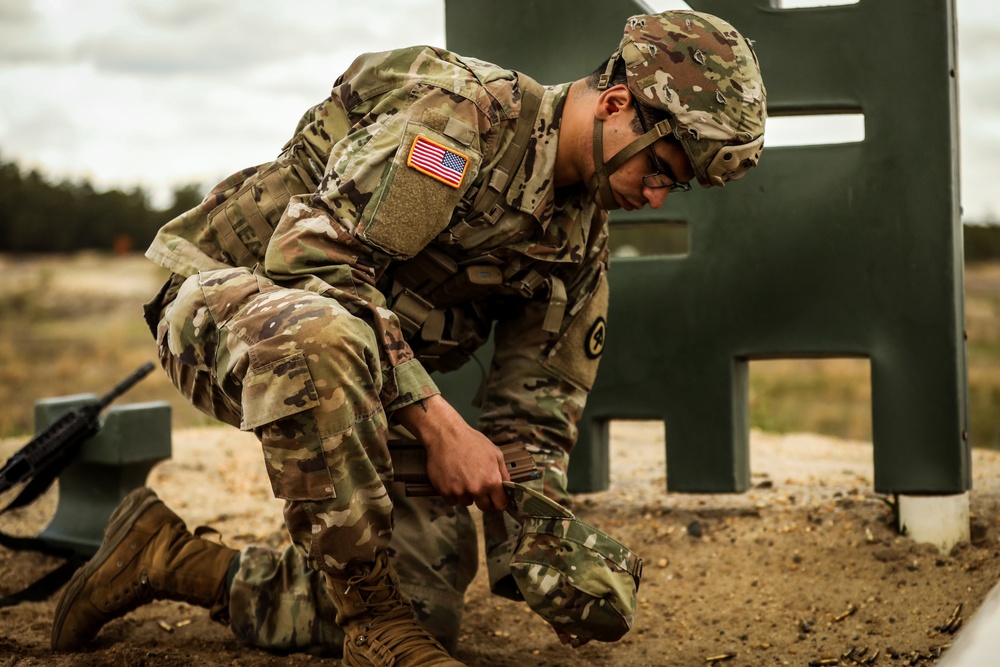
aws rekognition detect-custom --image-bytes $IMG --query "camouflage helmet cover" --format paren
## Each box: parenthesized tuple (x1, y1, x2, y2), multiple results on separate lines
(501, 482, 643, 646)
(606, 11, 767, 187)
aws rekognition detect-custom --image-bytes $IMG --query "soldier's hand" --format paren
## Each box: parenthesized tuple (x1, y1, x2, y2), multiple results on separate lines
(425, 426, 510, 512)
(394, 395, 510, 512)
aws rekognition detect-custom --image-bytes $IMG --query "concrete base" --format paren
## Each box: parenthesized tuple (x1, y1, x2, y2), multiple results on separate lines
(897, 492, 970, 554)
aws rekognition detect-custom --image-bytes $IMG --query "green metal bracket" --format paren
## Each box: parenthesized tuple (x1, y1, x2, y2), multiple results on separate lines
(440, 0, 969, 496)
(34, 395, 172, 557)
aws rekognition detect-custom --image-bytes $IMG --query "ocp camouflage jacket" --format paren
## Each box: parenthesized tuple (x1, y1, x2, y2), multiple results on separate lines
(146, 46, 610, 499)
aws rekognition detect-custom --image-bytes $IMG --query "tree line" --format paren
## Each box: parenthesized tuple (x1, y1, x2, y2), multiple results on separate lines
(1, 152, 999, 259)
(966, 224, 1000, 263)
(0, 154, 203, 254)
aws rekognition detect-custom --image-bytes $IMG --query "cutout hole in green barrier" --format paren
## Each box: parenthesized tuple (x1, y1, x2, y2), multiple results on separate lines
(642, 1, 693, 13)
(767, 113, 866, 147)
(609, 221, 689, 258)
(608, 420, 666, 485)
(775, 0, 859, 8)
(749, 358, 873, 442)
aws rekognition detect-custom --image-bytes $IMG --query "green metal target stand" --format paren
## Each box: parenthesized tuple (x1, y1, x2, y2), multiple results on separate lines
(438, 0, 969, 550)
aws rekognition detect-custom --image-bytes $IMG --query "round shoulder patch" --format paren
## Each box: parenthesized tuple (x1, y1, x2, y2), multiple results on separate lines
(584, 317, 607, 359)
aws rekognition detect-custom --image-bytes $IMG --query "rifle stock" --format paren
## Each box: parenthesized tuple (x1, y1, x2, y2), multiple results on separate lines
(388, 440, 541, 497)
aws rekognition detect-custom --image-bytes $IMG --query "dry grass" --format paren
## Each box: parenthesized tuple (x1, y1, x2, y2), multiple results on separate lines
(0, 252, 215, 436)
(0, 252, 998, 450)
(749, 357, 873, 442)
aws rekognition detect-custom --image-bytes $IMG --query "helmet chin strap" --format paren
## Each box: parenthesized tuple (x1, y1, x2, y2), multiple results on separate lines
(587, 116, 675, 209)
(588, 116, 617, 210)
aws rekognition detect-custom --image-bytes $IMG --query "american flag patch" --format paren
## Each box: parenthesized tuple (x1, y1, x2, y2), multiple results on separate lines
(407, 135, 469, 188)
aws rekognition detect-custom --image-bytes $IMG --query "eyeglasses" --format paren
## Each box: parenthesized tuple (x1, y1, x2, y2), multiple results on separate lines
(636, 109, 692, 193)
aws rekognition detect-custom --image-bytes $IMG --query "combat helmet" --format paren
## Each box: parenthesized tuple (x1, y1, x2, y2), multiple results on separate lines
(590, 10, 766, 202)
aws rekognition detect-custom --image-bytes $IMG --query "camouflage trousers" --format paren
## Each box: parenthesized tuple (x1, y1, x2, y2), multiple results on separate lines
(151, 267, 479, 652)
(228, 486, 477, 654)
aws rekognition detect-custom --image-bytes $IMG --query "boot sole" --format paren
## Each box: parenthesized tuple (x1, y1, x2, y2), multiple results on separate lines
(51, 487, 162, 650)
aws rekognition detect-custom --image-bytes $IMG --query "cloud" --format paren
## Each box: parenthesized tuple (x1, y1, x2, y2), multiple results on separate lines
(0, 0, 62, 64)
(0, 0, 35, 21)
(130, 0, 229, 28)
(959, 23, 1000, 70)
(74, 31, 277, 76)
(64, 0, 445, 77)
(0, 1, 449, 205)
(0, 0, 445, 76)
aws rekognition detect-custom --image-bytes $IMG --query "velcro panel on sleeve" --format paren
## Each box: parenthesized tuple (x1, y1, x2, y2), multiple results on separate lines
(540, 270, 609, 391)
(357, 121, 481, 259)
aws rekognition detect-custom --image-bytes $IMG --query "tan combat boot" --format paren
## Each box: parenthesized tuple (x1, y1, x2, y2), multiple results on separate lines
(51, 487, 238, 651)
(328, 551, 465, 666)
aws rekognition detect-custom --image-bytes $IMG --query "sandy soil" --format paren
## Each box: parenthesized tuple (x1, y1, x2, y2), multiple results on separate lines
(2, 422, 1000, 666)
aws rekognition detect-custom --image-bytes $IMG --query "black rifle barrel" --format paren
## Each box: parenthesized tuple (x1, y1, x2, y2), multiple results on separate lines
(96, 361, 155, 409)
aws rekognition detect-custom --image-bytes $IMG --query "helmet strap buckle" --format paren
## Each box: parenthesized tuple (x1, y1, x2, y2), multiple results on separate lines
(597, 52, 619, 91)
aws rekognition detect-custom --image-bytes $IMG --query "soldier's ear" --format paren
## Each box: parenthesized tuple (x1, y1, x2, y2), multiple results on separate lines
(596, 85, 633, 119)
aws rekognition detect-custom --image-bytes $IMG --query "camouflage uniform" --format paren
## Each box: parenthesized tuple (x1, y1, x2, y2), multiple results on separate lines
(144, 45, 608, 653)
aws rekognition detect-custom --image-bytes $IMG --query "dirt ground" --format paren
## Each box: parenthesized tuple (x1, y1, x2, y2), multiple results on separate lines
(2, 422, 1000, 667)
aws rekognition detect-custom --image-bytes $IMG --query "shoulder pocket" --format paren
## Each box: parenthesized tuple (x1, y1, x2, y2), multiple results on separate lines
(358, 121, 481, 259)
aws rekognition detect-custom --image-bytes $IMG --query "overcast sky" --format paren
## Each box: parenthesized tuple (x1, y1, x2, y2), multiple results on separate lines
(0, 0, 997, 220)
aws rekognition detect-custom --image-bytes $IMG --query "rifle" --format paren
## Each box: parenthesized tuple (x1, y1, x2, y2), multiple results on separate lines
(0, 362, 156, 510)
(389, 440, 541, 496)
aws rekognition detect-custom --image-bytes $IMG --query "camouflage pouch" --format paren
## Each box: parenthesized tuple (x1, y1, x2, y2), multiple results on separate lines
(500, 482, 643, 646)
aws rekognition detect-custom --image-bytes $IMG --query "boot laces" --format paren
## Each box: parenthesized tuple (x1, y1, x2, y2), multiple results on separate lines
(358, 616, 444, 662)
(347, 559, 447, 660)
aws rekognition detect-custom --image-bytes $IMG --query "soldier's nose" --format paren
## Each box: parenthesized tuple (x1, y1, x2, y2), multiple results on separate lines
(644, 186, 668, 209)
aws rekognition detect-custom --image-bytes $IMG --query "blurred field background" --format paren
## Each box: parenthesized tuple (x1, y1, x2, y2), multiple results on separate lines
(1, 250, 998, 451)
